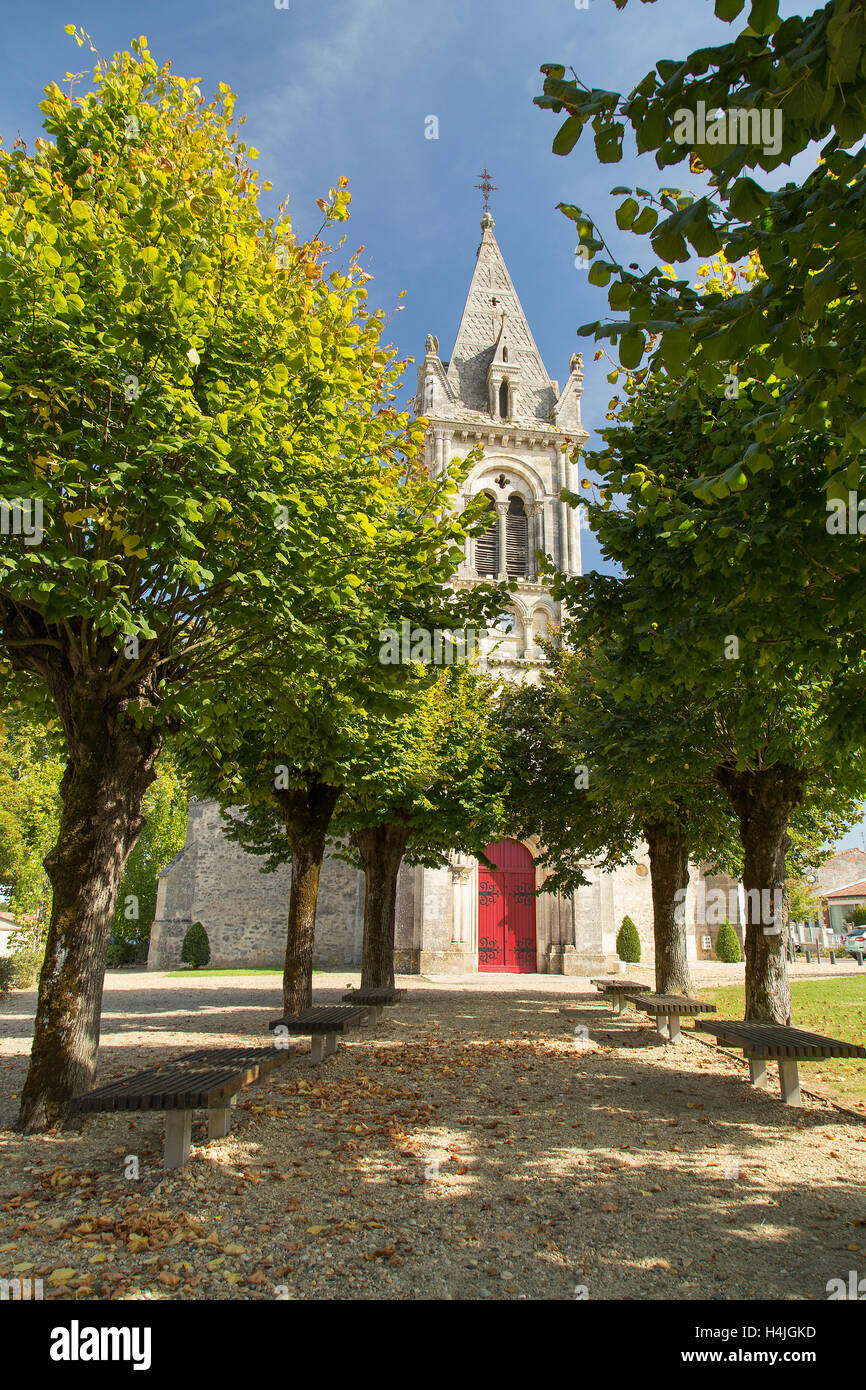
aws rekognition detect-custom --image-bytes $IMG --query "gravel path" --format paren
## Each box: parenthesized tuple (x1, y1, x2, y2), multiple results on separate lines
(0, 964, 863, 1301)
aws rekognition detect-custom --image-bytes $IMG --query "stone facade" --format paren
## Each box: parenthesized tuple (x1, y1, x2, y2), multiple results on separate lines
(148, 801, 365, 971)
(146, 210, 746, 976)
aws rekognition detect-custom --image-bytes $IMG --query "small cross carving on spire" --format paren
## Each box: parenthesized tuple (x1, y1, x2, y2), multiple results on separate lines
(475, 166, 498, 215)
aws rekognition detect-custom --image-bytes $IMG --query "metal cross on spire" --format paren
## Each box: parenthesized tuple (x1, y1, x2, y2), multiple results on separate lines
(475, 166, 499, 215)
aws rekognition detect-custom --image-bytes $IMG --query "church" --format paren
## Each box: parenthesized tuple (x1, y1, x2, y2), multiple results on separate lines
(147, 203, 741, 976)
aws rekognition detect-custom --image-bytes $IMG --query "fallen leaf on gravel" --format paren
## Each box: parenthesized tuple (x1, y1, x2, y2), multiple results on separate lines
(48, 1268, 76, 1284)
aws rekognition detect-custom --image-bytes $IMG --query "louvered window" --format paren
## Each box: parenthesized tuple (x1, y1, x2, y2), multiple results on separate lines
(506, 495, 528, 577)
(475, 494, 499, 575)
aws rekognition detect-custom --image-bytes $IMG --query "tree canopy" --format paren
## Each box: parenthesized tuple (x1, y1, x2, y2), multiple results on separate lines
(536, 0, 866, 501)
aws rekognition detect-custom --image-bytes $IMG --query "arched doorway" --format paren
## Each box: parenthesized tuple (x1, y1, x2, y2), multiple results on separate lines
(478, 839, 537, 972)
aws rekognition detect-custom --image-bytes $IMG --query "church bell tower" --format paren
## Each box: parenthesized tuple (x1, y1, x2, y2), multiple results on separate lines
(415, 190, 588, 673)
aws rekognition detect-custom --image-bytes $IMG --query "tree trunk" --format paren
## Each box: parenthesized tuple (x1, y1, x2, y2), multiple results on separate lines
(352, 823, 410, 990)
(645, 817, 692, 996)
(18, 708, 157, 1132)
(715, 763, 805, 1023)
(278, 781, 341, 1015)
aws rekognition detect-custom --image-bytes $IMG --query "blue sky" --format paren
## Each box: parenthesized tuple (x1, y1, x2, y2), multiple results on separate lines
(3, 0, 862, 852)
(1, 0, 808, 565)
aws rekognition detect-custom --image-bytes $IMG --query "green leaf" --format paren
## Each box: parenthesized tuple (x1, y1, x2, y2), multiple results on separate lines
(588, 261, 612, 288)
(729, 176, 770, 222)
(596, 123, 624, 163)
(747, 0, 780, 35)
(619, 331, 645, 370)
(631, 207, 658, 235)
(608, 279, 633, 311)
(615, 198, 639, 230)
(553, 115, 584, 156)
(714, 0, 745, 19)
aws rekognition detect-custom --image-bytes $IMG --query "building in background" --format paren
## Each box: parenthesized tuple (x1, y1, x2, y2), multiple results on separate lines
(148, 210, 742, 976)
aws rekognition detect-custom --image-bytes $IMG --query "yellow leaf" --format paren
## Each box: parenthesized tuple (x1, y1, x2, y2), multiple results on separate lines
(48, 1268, 77, 1284)
(307, 1226, 327, 1235)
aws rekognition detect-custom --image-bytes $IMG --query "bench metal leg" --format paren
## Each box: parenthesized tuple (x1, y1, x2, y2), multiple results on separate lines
(656, 1014, 670, 1040)
(208, 1105, 232, 1139)
(164, 1110, 192, 1168)
(324, 1031, 338, 1057)
(310, 1034, 325, 1064)
(778, 1058, 801, 1106)
(748, 1057, 768, 1088)
(667, 1013, 682, 1042)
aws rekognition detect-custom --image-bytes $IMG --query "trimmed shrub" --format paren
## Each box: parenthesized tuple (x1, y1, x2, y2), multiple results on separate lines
(715, 920, 743, 963)
(616, 915, 641, 964)
(0, 956, 15, 997)
(181, 921, 210, 969)
(0, 949, 42, 993)
(106, 938, 146, 968)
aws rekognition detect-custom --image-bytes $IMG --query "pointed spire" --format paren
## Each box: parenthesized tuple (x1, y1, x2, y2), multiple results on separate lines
(445, 215, 557, 423)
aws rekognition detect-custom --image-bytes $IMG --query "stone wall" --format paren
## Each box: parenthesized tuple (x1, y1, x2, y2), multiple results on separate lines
(147, 800, 363, 971)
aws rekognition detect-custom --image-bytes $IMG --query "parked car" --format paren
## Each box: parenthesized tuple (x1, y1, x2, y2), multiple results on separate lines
(840, 929, 866, 962)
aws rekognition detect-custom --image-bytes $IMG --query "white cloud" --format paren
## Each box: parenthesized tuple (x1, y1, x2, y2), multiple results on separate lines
(247, 0, 461, 186)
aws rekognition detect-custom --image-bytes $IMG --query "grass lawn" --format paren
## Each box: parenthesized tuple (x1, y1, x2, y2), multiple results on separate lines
(699, 976, 866, 1111)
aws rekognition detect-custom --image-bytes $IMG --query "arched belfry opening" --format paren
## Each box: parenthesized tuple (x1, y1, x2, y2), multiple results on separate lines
(499, 379, 510, 419)
(506, 494, 528, 577)
(475, 492, 499, 576)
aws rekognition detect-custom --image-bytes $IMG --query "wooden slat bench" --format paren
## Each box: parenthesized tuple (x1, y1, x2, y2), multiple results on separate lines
(591, 979, 651, 1015)
(627, 992, 717, 1041)
(341, 988, 406, 1019)
(269, 1005, 369, 1063)
(71, 1044, 290, 1168)
(697, 1019, 866, 1106)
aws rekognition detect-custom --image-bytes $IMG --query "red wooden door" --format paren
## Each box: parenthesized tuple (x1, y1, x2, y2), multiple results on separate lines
(478, 839, 537, 973)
